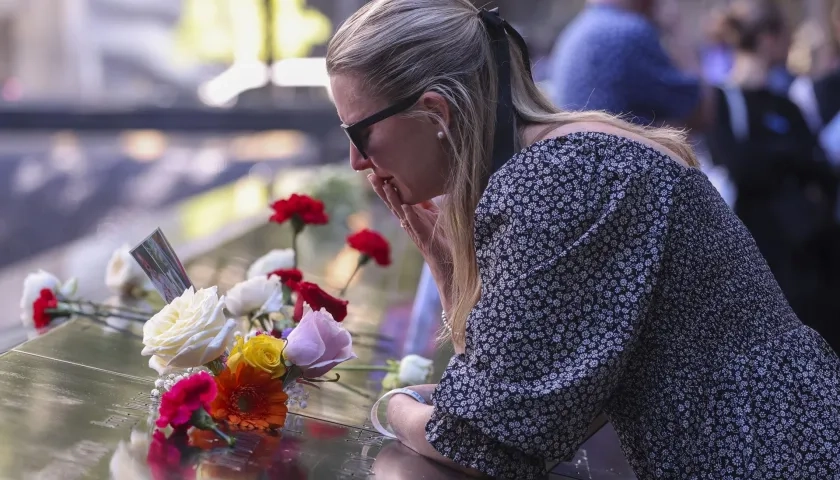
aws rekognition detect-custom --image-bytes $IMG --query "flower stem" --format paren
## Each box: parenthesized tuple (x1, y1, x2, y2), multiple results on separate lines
(252, 314, 271, 333)
(71, 300, 150, 319)
(211, 425, 236, 447)
(49, 307, 148, 323)
(282, 365, 302, 389)
(282, 284, 292, 306)
(91, 302, 152, 316)
(205, 358, 226, 376)
(292, 230, 299, 269)
(302, 373, 341, 383)
(338, 260, 363, 297)
(331, 365, 393, 372)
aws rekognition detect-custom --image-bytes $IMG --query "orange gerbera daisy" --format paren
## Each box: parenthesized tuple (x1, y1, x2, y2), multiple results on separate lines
(209, 362, 289, 431)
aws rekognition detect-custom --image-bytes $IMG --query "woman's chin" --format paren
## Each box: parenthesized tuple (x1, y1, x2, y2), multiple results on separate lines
(402, 189, 438, 206)
(392, 182, 437, 206)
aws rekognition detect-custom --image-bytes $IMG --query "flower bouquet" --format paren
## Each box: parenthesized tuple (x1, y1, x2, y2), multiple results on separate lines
(18, 191, 395, 455)
(142, 193, 393, 447)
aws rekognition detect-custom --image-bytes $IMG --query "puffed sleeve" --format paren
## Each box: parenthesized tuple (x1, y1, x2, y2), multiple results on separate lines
(425, 139, 678, 479)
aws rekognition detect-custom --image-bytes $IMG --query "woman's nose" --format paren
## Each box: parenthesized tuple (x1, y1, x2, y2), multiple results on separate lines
(349, 145, 372, 171)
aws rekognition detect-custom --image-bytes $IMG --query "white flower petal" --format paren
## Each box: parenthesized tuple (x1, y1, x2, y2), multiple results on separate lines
(105, 245, 149, 295)
(141, 286, 227, 372)
(247, 249, 296, 279)
(226, 277, 282, 317)
(398, 354, 434, 385)
(148, 355, 176, 376)
(19, 270, 63, 328)
(59, 277, 78, 298)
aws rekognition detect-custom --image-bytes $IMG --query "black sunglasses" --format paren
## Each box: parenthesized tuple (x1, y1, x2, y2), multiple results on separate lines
(340, 91, 424, 159)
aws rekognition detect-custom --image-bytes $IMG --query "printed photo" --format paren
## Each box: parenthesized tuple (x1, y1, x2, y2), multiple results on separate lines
(130, 228, 193, 302)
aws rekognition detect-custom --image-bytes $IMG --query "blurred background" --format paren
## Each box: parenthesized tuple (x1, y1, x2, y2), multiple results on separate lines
(0, 0, 838, 348)
(0, 0, 833, 265)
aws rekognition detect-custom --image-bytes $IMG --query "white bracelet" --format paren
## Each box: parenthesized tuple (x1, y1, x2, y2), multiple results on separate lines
(370, 388, 427, 439)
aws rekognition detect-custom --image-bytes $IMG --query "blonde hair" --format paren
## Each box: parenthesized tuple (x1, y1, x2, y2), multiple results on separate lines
(327, 0, 698, 346)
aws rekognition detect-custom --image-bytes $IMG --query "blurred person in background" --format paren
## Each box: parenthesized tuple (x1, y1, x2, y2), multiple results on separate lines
(790, 0, 840, 161)
(706, 0, 840, 354)
(548, 0, 715, 130)
(701, 14, 736, 85)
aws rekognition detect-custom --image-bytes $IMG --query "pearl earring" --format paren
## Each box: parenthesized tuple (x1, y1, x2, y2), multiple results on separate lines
(437, 131, 445, 140)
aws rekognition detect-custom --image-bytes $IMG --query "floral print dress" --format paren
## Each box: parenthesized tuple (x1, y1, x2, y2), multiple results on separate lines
(425, 132, 840, 479)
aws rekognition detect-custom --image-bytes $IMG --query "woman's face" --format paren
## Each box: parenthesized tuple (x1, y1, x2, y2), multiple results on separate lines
(330, 74, 450, 205)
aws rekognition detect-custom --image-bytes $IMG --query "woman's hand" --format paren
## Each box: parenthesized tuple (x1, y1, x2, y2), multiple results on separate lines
(373, 441, 487, 479)
(385, 393, 486, 478)
(368, 174, 453, 310)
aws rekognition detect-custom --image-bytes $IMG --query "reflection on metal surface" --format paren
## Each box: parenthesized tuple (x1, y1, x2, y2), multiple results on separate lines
(0, 347, 473, 479)
(14, 318, 155, 380)
(0, 349, 446, 479)
(0, 351, 151, 478)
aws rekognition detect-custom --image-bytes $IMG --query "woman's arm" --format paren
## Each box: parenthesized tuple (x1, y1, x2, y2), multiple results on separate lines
(387, 394, 486, 477)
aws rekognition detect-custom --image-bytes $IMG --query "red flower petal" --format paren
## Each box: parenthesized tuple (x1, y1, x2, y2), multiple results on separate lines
(269, 194, 328, 227)
(296, 282, 348, 322)
(156, 372, 217, 430)
(347, 229, 391, 266)
(268, 268, 303, 290)
(32, 288, 58, 329)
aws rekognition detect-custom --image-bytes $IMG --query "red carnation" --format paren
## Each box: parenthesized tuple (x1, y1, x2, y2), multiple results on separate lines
(293, 282, 348, 322)
(268, 268, 303, 290)
(270, 194, 328, 232)
(156, 372, 217, 431)
(147, 430, 186, 480)
(347, 229, 391, 266)
(32, 288, 58, 329)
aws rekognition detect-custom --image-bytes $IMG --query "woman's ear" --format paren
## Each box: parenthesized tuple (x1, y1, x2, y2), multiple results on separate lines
(419, 92, 451, 130)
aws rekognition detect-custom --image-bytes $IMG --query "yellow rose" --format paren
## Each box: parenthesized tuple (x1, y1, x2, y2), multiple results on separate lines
(227, 334, 287, 379)
(226, 335, 247, 372)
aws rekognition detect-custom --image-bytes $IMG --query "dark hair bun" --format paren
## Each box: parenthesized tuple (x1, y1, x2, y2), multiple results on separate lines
(709, 0, 784, 51)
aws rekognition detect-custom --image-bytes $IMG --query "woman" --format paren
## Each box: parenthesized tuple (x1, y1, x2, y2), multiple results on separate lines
(327, 1, 840, 478)
(705, 0, 840, 354)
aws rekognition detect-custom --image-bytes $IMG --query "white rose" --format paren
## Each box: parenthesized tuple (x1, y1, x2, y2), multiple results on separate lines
(398, 355, 434, 385)
(246, 249, 296, 278)
(105, 244, 152, 295)
(225, 276, 284, 317)
(142, 286, 236, 373)
(19, 270, 77, 328)
(148, 355, 178, 376)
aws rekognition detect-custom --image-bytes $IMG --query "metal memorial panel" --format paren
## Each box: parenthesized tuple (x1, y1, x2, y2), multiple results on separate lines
(0, 350, 153, 478)
(13, 317, 155, 381)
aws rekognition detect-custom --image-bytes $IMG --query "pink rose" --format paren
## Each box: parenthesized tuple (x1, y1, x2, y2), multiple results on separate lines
(284, 310, 356, 378)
